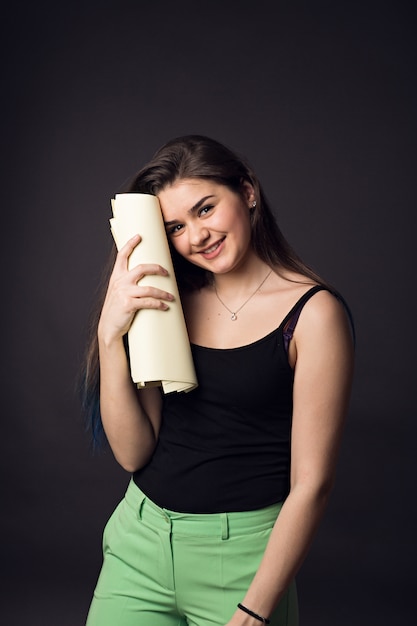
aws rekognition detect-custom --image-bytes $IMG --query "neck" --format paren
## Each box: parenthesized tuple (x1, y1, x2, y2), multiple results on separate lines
(211, 257, 272, 298)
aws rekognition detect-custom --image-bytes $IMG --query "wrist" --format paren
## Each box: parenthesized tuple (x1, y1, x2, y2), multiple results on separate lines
(236, 603, 270, 625)
(97, 326, 126, 350)
(228, 609, 267, 626)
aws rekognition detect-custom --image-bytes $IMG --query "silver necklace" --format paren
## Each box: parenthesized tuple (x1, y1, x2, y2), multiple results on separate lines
(214, 269, 273, 321)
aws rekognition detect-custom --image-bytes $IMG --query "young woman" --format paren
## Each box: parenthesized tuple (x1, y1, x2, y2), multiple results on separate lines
(83, 135, 354, 626)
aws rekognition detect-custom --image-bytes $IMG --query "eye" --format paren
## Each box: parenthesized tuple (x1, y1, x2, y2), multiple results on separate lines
(166, 223, 184, 236)
(198, 204, 213, 217)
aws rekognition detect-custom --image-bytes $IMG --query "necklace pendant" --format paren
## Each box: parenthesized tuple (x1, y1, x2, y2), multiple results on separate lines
(214, 269, 272, 324)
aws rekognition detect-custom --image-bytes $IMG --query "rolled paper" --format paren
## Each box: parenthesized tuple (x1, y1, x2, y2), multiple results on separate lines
(110, 193, 198, 393)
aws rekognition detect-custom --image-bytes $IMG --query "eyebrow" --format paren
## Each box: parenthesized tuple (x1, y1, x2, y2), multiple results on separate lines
(164, 195, 215, 227)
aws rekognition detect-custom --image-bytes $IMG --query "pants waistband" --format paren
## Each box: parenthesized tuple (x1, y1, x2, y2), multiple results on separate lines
(124, 479, 282, 540)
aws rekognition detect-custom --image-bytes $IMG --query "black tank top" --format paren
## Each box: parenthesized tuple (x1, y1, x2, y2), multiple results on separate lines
(134, 286, 327, 513)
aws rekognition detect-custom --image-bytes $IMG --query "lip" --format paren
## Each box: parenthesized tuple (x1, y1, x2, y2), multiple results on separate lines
(198, 237, 225, 259)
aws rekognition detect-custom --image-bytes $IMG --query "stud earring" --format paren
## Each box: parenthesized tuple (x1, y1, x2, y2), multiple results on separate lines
(251, 200, 257, 209)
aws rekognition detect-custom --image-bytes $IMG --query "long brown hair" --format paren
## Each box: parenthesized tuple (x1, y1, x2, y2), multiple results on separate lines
(127, 134, 325, 290)
(81, 135, 337, 447)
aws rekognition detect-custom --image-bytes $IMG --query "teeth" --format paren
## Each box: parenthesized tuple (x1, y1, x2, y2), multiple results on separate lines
(203, 241, 221, 254)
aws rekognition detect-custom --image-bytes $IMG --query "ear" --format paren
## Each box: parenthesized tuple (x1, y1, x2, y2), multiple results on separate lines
(241, 180, 255, 205)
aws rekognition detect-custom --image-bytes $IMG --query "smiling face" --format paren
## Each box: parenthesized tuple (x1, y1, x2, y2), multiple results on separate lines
(158, 178, 256, 275)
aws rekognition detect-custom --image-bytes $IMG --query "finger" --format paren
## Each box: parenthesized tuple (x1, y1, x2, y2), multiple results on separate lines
(133, 296, 171, 311)
(129, 263, 169, 282)
(131, 285, 175, 302)
(120, 293, 171, 313)
(114, 234, 142, 269)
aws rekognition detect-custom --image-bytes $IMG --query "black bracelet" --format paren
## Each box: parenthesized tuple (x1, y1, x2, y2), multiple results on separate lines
(237, 603, 271, 624)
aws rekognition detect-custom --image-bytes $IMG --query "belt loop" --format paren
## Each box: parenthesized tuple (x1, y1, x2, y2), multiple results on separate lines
(221, 513, 229, 540)
(137, 495, 146, 520)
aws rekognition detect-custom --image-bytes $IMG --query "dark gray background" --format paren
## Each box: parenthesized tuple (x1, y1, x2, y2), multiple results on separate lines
(1, 1, 415, 624)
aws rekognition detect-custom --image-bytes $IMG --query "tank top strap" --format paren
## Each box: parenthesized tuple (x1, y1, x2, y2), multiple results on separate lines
(282, 285, 329, 353)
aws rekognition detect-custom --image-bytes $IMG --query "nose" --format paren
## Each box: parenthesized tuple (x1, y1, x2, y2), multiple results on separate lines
(189, 223, 210, 247)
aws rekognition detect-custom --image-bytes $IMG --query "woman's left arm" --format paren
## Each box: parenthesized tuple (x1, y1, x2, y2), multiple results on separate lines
(227, 290, 355, 626)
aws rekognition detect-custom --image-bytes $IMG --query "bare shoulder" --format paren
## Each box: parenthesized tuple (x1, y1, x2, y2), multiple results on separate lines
(299, 288, 350, 326)
(295, 288, 354, 350)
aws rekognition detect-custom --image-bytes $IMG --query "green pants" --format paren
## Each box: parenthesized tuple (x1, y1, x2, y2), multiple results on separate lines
(86, 479, 298, 626)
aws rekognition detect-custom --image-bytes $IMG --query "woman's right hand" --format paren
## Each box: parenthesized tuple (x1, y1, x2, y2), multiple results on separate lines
(98, 234, 174, 345)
